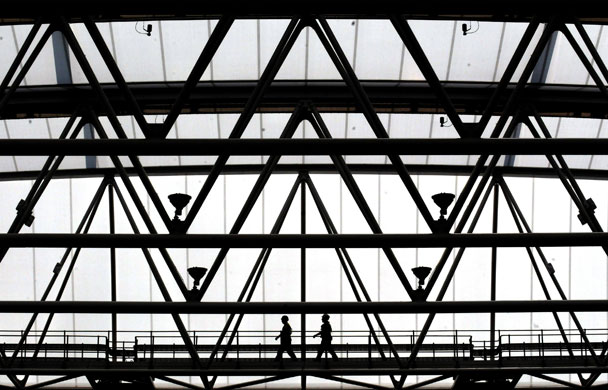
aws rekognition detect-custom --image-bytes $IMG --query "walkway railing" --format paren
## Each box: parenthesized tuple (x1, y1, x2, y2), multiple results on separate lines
(1, 328, 605, 364)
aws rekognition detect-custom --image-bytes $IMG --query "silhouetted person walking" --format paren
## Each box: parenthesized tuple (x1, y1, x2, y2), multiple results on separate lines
(314, 313, 338, 361)
(275, 315, 298, 361)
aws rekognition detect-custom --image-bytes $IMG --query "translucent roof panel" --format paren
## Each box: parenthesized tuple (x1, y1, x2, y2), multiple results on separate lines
(2, 19, 608, 85)
(0, 113, 606, 176)
(1, 18, 608, 176)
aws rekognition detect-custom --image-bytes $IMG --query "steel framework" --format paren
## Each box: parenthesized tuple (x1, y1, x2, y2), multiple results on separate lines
(1, 3, 608, 390)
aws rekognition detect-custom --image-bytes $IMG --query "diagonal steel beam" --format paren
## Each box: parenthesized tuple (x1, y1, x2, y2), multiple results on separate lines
(304, 174, 400, 388)
(311, 18, 437, 233)
(498, 176, 602, 370)
(304, 175, 399, 359)
(445, 21, 558, 230)
(82, 17, 149, 136)
(573, 19, 608, 86)
(111, 179, 212, 390)
(504, 22, 557, 168)
(559, 23, 608, 100)
(389, 15, 467, 137)
(214, 376, 293, 390)
(195, 105, 307, 301)
(530, 374, 583, 389)
(156, 376, 205, 390)
(10, 176, 108, 389)
(315, 375, 392, 390)
(206, 174, 303, 375)
(8, 177, 108, 364)
(497, 176, 587, 385)
(526, 114, 608, 255)
(57, 17, 174, 230)
(402, 375, 450, 390)
(24, 375, 79, 390)
(307, 107, 416, 299)
(162, 16, 235, 133)
(0, 22, 54, 115)
(0, 18, 43, 96)
(443, 20, 558, 234)
(87, 112, 190, 298)
(0, 113, 85, 264)
(398, 178, 495, 387)
(183, 18, 305, 231)
(425, 112, 524, 298)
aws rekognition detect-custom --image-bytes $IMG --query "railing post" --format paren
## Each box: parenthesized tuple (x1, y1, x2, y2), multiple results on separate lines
(134, 337, 138, 362)
(368, 331, 372, 367)
(469, 336, 473, 360)
(236, 331, 240, 368)
(540, 329, 544, 357)
(498, 330, 502, 361)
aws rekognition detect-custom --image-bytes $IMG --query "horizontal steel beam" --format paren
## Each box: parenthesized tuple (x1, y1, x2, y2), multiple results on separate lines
(2, 138, 608, 155)
(3, 164, 608, 182)
(3, 232, 608, 248)
(1, 0, 608, 23)
(0, 300, 607, 313)
(4, 81, 608, 119)
(1, 366, 606, 376)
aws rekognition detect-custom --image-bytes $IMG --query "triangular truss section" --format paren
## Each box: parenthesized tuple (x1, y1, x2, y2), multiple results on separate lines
(0, 19, 182, 235)
(404, 175, 602, 388)
(202, 172, 411, 389)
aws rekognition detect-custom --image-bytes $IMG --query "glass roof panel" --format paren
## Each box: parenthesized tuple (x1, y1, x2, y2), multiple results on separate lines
(354, 20, 403, 80)
(110, 21, 166, 82)
(160, 20, 212, 82)
(448, 21, 505, 82)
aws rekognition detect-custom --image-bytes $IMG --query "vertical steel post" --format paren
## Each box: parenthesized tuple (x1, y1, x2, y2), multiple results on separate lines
(490, 182, 499, 359)
(301, 178, 307, 389)
(109, 182, 117, 362)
